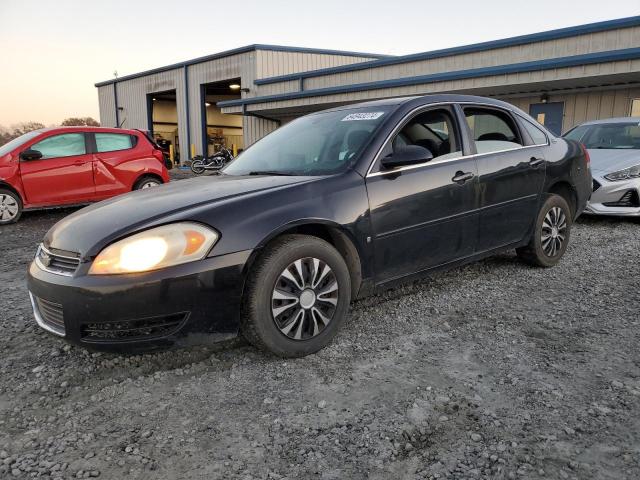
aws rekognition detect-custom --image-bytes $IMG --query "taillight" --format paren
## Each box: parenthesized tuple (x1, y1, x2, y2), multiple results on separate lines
(152, 149, 164, 163)
(580, 143, 590, 167)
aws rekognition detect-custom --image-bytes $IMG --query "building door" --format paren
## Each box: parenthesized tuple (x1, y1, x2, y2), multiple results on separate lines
(529, 102, 564, 136)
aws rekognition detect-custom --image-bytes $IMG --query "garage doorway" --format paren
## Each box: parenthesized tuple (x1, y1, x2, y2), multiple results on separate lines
(200, 79, 243, 157)
(147, 90, 180, 165)
(529, 102, 564, 136)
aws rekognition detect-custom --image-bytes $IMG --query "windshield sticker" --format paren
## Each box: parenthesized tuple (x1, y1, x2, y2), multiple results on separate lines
(341, 112, 385, 122)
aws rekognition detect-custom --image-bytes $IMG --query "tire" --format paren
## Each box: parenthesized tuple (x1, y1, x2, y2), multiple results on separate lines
(517, 194, 572, 268)
(190, 160, 205, 175)
(133, 176, 162, 190)
(241, 234, 352, 358)
(0, 188, 22, 225)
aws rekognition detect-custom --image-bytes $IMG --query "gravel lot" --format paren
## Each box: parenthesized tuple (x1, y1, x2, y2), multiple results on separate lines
(1, 180, 639, 479)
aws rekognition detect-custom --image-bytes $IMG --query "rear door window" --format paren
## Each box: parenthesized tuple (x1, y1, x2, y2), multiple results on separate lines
(95, 133, 134, 153)
(30, 133, 86, 159)
(521, 118, 549, 145)
(464, 107, 523, 154)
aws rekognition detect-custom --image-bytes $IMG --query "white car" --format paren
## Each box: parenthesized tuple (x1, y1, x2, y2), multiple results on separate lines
(565, 117, 640, 216)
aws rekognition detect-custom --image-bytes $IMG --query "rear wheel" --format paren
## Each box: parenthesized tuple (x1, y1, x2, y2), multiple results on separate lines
(517, 194, 572, 267)
(241, 235, 351, 357)
(0, 188, 22, 225)
(133, 176, 162, 190)
(190, 160, 205, 175)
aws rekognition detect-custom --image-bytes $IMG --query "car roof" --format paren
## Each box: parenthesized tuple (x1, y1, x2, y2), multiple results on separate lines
(34, 126, 139, 134)
(312, 94, 520, 115)
(578, 117, 640, 126)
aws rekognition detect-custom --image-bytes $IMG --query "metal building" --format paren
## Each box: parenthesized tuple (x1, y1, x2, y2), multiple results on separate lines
(96, 16, 640, 162)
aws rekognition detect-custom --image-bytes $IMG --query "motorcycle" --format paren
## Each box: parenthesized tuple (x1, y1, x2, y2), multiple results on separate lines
(190, 147, 234, 175)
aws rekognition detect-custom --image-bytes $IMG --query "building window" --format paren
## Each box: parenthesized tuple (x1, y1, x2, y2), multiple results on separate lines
(631, 99, 640, 117)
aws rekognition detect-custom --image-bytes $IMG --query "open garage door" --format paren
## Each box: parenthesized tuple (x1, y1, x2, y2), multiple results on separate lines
(201, 79, 242, 157)
(148, 90, 181, 165)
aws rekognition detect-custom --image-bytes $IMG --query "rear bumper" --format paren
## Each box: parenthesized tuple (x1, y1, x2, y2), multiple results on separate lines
(27, 250, 251, 352)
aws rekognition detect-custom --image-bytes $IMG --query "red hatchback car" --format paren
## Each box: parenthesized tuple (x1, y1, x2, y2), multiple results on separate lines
(0, 127, 170, 224)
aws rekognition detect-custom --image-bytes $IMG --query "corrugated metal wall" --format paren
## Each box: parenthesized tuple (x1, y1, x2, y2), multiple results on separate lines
(187, 51, 255, 156)
(300, 26, 640, 91)
(97, 86, 116, 128)
(256, 51, 375, 78)
(243, 116, 279, 147)
(506, 87, 640, 132)
(96, 49, 377, 158)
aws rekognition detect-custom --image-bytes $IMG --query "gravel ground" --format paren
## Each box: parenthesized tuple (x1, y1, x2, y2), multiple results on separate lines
(1, 180, 639, 479)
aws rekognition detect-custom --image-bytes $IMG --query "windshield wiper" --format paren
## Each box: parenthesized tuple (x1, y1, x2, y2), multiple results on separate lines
(247, 170, 294, 176)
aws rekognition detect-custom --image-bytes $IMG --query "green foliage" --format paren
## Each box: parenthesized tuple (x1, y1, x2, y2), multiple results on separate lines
(60, 117, 100, 127)
(0, 117, 100, 146)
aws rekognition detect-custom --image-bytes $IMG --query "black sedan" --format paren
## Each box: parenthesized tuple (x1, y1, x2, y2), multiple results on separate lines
(28, 94, 592, 357)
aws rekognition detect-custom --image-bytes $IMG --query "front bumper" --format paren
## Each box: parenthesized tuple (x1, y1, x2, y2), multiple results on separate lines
(27, 250, 251, 352)
(585, 173, 640, 217)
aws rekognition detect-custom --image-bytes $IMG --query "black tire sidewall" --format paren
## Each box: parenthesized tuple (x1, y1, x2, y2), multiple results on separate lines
(0, 188, 22, 225)
(532, 194, 572, 267)
(244, 235, 351, 357)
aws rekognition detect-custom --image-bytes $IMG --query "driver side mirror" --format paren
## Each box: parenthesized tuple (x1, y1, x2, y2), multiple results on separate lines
(381, 145, 433, 170)
(20, 149, 43, 161)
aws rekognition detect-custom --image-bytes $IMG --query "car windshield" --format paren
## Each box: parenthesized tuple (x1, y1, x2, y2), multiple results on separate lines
(564, 122, 640, 149)
(0, 130, 41, 157)
(222, 106, 392, 176)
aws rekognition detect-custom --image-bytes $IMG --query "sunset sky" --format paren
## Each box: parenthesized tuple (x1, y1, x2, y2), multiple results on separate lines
(1, 0, 638, 127)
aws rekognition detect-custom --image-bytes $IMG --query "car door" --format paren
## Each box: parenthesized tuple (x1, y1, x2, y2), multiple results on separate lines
(365, 105, 479, 284)
(461, 105, 546, 252)
(20, 132, 95, 205)
(91, 132, 138, 198)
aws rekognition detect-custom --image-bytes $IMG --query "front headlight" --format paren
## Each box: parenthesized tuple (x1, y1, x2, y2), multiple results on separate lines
(89, 222, 218, 275)
(604, 164, 640, 182)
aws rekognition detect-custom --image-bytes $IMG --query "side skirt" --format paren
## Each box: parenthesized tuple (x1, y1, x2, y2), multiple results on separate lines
(372, 239, 530, 294)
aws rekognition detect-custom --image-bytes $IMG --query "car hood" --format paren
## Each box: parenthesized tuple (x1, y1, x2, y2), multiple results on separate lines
(45, 175, 317, 257)
(588, 149, 640, 174)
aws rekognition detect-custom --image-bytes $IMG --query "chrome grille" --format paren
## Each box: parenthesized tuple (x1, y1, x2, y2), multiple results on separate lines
(35, 244, 80, 276)
(30, 293, 65, 336)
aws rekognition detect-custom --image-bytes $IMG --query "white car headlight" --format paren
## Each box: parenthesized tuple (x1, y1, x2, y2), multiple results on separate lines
(89, 222, 218, 275)
(604, 164, 640, 182)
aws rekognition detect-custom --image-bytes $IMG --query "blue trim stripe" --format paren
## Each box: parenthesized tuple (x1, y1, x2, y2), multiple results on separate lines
(218, 47, 640, 108)
(94, 44, 388, 87)
(254, 15, 640, 86)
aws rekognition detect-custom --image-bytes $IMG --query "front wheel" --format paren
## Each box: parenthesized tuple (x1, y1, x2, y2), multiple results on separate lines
(241, 235, 352, 357)
(190, 160, 205, 175)
(517, 194, 572, 268)
(0, 188, 22, 225)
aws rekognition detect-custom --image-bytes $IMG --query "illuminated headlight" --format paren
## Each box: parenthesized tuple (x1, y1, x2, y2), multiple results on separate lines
(89, 222, 218, 275)
(604, 164, 640, 182)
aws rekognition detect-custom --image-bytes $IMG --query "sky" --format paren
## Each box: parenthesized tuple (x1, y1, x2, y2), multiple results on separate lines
(0, 0, 638, 126)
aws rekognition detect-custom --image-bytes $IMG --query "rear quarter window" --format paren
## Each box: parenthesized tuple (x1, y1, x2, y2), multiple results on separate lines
(95, 133, 135, 153)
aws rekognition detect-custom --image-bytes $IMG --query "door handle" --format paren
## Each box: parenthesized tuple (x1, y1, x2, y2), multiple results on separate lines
(529, 157, 544, 167)
(452, 171, 474, 184)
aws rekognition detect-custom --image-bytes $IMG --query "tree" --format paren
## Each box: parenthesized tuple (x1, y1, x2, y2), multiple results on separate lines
(61, 117, 100, 127)
(11, 121, 46, 136)
(0, 122, 46, 146)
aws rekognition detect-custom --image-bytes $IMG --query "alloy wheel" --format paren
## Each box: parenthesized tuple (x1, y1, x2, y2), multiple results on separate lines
(541, 206, 567, 257)
(0, 194, 19, 221)
(271, 257, 339, 340)
(140, 180, 160, 189)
